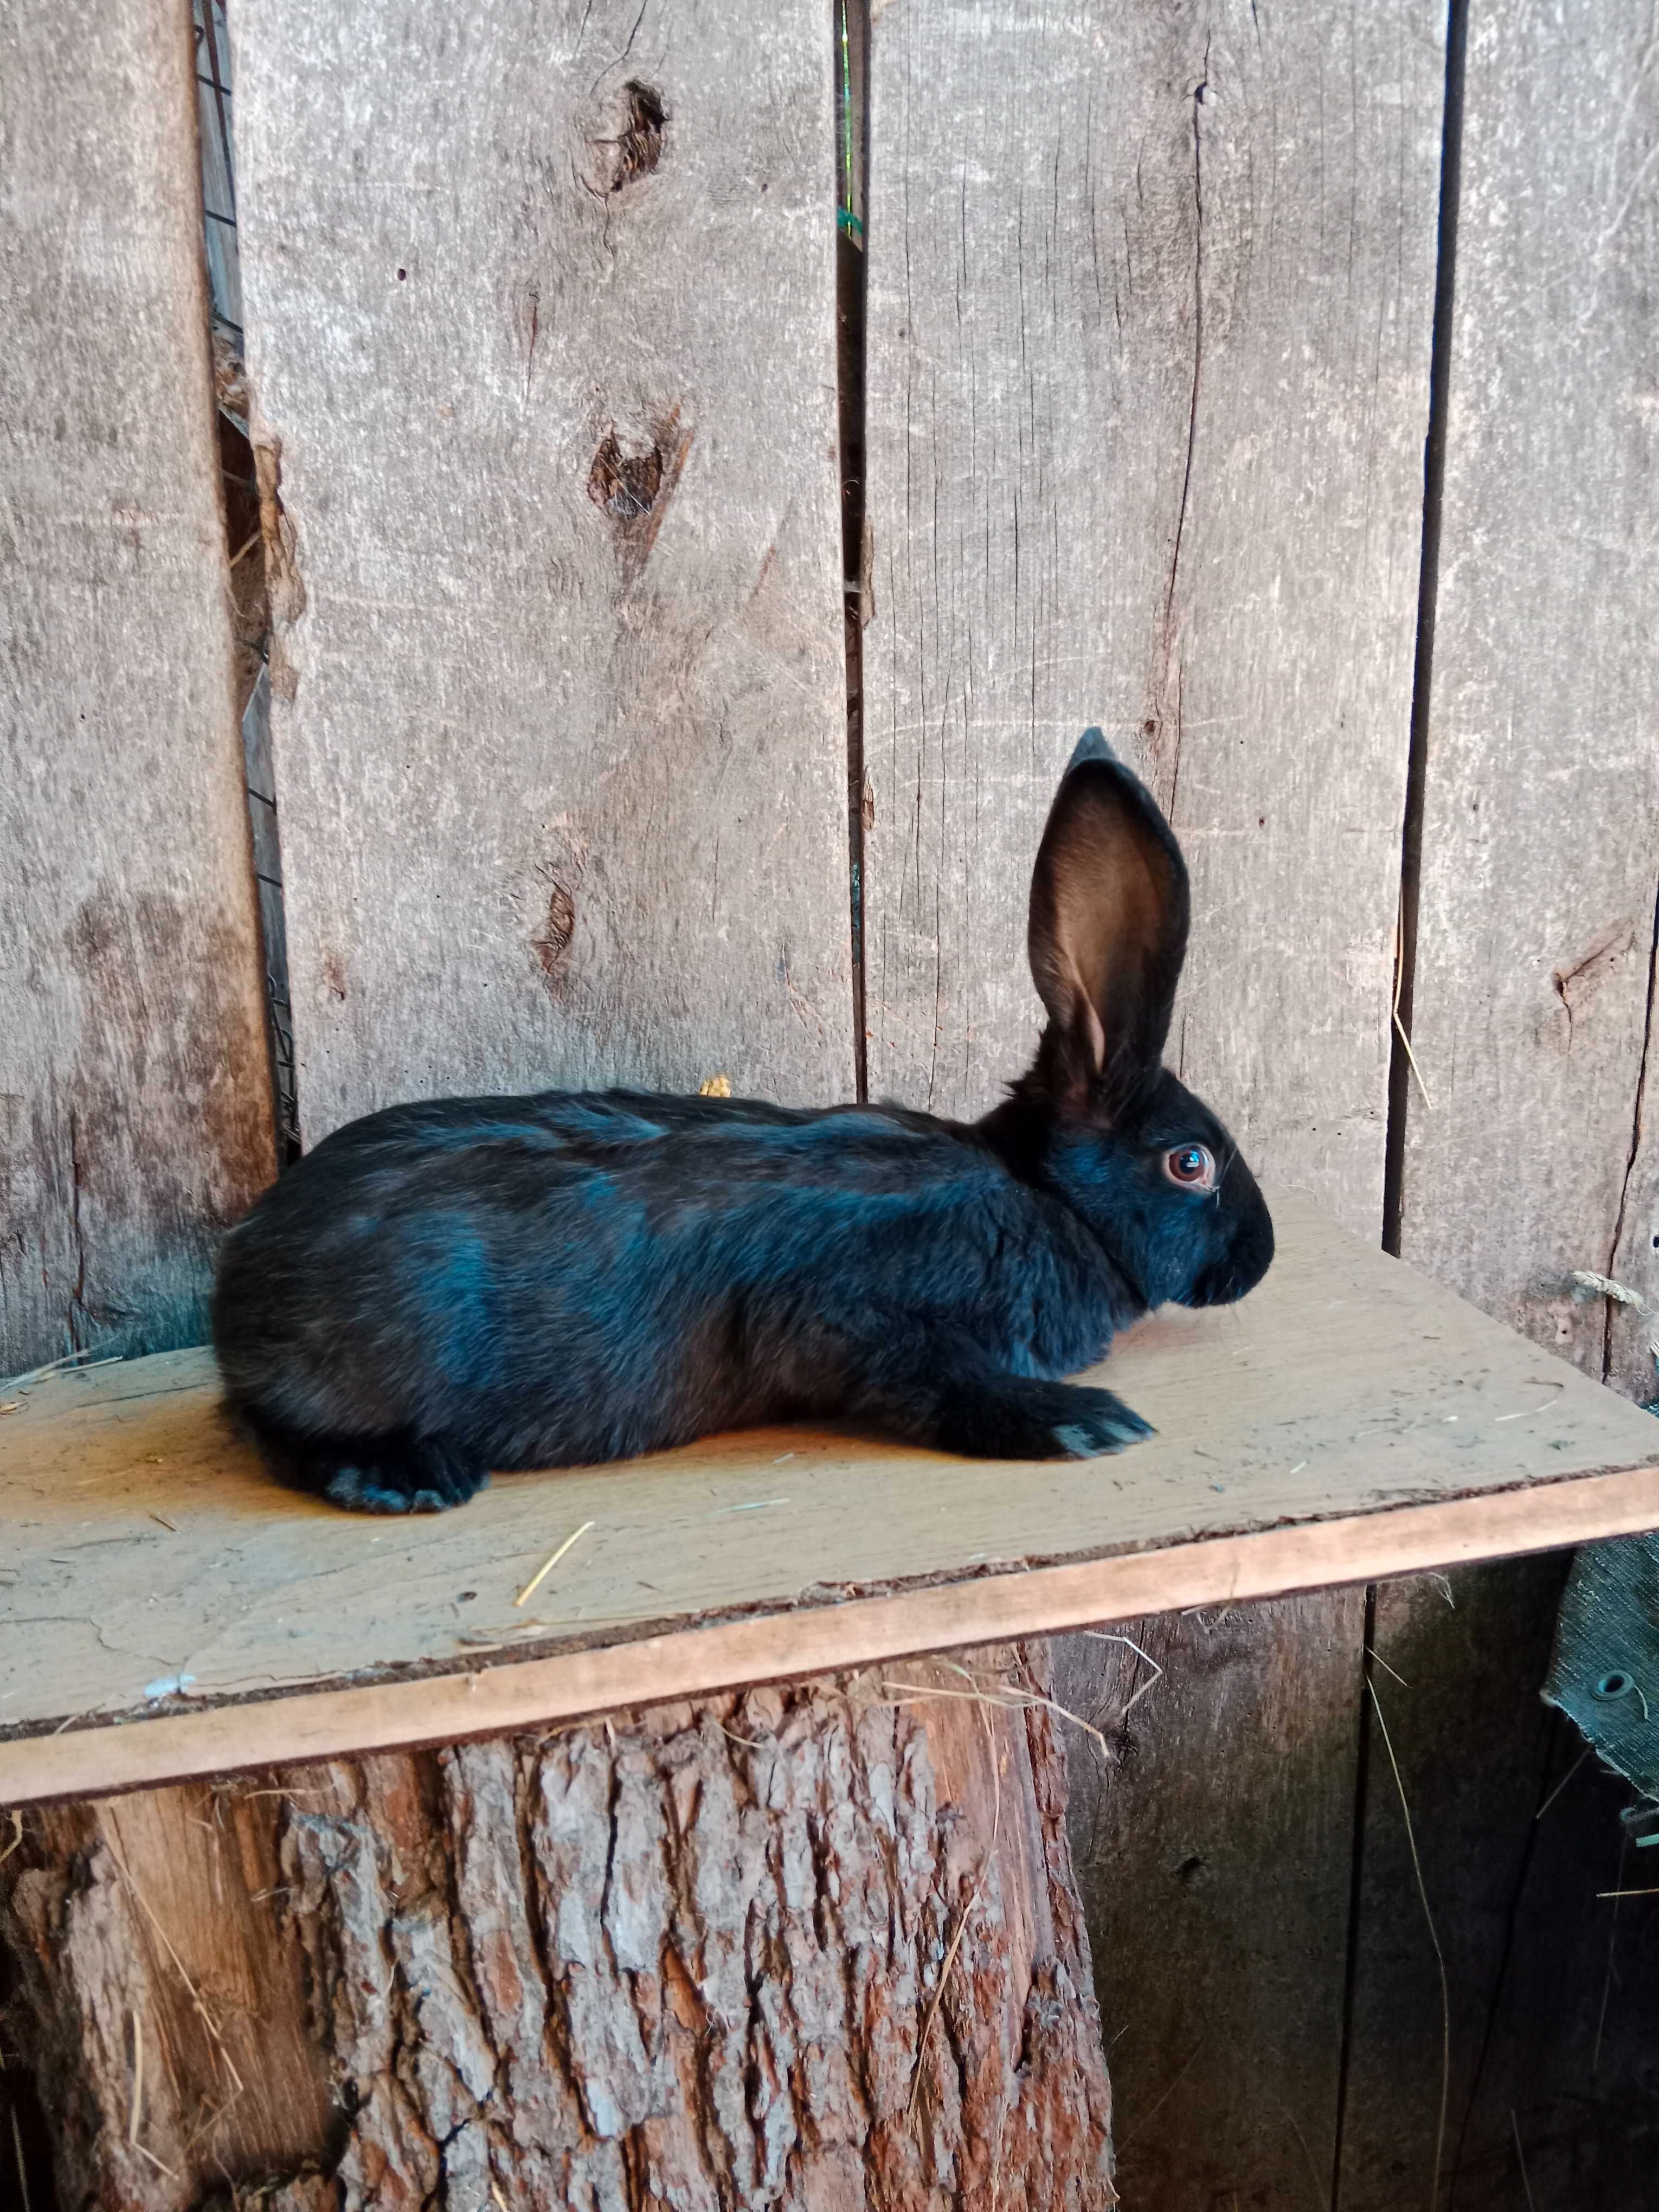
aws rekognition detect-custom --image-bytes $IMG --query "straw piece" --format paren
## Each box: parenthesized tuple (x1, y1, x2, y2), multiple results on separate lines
(104, 1832, 245, 2098)
(128, 2010, 143, 2144)
(1392, 903, 1433, 1108)
(1511, 2111, 1536, 2212)
(0, 1347, 122, 1397)
(513, 1520, 594, 1609)
(880, 1666, 1116, 1771)
(1368, 1678, 1449, 2212)
(1568, 1270, 1652, 1313)
(11, 2102, 29, 2212)
(1081, 1629, 1166, 1718)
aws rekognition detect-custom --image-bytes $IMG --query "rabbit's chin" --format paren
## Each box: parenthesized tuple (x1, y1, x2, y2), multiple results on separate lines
(1181, 1228, 1275, 1309)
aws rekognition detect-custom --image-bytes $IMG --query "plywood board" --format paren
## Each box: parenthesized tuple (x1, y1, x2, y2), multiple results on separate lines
(228, 0, 853, 1140)
(3, 1190, 1656, 1804)
(0, 0, 276, 1374)
(860, 0, 1443, 1232)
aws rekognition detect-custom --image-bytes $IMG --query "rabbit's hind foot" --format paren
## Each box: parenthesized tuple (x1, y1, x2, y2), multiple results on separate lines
(241, 1410, 489, 1513)
(320, 1436, 488, 1513)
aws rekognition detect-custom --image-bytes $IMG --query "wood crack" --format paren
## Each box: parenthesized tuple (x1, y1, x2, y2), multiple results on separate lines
(1602, 874, 1659, 1380)
(68, 1107, 88, 1350)
(1159, 41, 1209, 745)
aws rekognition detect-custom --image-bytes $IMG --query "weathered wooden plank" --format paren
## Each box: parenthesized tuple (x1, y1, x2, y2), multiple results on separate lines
(1335, 1559, 1567, 2210)
(1398, 0, 1659, 1387)
(228, 0, 853, 1141)
(1348, 5, 1659, 2197)
(862, 0, 1443, 1226)
(0, 0, 276, 1374)
(1341, 1557, 1659, 2209)
(861, 4, 1446, 2194)
(1056, 1592, 1367, 2208)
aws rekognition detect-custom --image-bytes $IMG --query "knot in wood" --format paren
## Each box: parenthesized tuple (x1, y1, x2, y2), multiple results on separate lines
(533, 881, 576, 980)
(612, 82, 665, 188)
(588, 433, 664, 524)
(584, 80, 667, 197)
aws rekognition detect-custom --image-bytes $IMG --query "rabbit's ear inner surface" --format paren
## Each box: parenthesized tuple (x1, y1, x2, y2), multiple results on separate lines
(1027, 736, 1191, 1104)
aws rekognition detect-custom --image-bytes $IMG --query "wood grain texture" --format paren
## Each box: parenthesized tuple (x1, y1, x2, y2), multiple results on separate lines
(1056, 1593, 1366, 2208)
(1334, 1559, 1570, 2212)
(0, 0, 276, 1373)
(1398, 0, 1659, 1396)
(1360, 8, 1659, 2200)
(3, 1780, 336, 2200)
(1341, 1559, 1659, 2211)
(861, 0, 1443, 1230)
(228, 0, 853, 1141)
(1432, 1721, 1659, 2207)
(5, 1190, 1659, 1804)
(860, 15, 1444, 2195)
(3, 1648, 1115, 2209)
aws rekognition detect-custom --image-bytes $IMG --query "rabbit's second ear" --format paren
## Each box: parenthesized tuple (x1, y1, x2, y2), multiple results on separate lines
(1027, 736, 1191, 1104)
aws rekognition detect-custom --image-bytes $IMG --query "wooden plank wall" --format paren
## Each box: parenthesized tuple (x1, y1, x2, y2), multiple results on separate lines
(1341, 3, 1659, 2205)
(859, 2, 1446, 2199)
(0, 0, 274, 1376)
(227, 0, 853, 1140)
(6, 0, 1659, 2204)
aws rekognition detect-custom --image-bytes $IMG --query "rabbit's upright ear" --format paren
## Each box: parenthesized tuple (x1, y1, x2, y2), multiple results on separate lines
(1027, 729, 1190, 1105)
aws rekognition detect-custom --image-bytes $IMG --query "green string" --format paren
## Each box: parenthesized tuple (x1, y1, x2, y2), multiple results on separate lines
(838, 0, 859, 241)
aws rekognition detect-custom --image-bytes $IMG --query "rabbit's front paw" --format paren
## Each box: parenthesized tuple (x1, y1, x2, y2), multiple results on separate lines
(932, 1376, 1153, 1460)
(1048, 1386, 1154, 1458)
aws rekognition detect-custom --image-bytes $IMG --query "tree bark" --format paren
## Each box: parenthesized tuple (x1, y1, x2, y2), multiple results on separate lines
(2, 1642, 1114, 2210)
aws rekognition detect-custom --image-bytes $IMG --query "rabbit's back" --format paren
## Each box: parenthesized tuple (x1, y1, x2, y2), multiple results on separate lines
(213, 1088, 1082, 1470)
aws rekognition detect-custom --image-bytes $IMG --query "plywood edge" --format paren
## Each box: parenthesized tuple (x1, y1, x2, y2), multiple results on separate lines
(5, 1459, 1655, 1808)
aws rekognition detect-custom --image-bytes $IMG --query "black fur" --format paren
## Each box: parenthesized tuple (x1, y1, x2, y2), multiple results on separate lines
(214, 732, 1274, 1511)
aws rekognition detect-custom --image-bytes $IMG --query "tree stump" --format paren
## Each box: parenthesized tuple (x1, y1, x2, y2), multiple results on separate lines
(2, 1643, 1114, 2210)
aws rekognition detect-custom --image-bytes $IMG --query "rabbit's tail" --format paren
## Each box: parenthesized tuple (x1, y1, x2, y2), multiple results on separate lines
(235, 1405, 488, 1514)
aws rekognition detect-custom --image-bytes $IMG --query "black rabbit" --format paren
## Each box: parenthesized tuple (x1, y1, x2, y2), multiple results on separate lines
(214, 731, 1273, 1512)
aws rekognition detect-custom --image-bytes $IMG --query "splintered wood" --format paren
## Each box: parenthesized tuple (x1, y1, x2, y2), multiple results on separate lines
(2, 1650, 1115, 2211)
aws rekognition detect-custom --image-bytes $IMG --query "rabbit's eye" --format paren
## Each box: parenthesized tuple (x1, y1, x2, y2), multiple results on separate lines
(1165, 1144, 1215, 1191)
